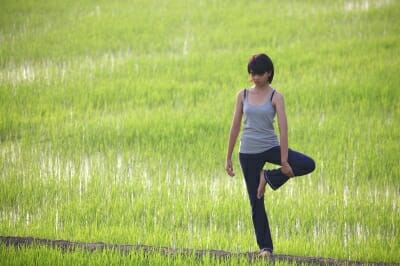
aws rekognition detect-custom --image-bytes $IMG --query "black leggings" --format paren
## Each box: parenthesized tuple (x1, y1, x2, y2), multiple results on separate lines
(239, 146, 315, 251)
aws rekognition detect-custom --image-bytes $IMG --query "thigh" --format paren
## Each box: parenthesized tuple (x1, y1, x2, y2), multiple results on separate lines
(264, 146, 313, 167)
(263, 146, 282, 165)
(287, 149, 315, 175)
(288, 149, 314, 167)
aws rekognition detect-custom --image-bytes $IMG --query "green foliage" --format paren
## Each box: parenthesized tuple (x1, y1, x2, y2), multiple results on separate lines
(1, 0, 399, 264)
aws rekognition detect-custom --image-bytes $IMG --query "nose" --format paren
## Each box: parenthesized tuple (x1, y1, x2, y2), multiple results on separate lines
(252, 74, 261, 81)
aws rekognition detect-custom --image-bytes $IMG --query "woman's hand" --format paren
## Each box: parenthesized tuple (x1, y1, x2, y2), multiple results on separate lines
(225, 158, 235, 177)
(281, 162, 294, 177)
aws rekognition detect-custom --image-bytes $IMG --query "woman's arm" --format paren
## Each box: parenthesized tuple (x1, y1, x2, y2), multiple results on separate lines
(273, 91, 294, 177)
(225, 90, 244, 177)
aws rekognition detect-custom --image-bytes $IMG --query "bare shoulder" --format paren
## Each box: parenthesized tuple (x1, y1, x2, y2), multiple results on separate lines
(272, 89, 284, 103)
(236, 89, 244, 97)
(236, 89, 246, 102)
(271, 90, 286, 113)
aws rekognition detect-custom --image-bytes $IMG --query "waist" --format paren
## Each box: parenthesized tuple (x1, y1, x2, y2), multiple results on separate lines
(239, 132, 279, 154)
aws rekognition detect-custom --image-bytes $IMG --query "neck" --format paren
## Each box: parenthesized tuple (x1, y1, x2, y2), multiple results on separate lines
(254, 83, 270, 90)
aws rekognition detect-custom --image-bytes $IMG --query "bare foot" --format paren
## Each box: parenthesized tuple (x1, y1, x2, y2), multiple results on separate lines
(258, 248, 272, 257)
(257, 170, 267, 199)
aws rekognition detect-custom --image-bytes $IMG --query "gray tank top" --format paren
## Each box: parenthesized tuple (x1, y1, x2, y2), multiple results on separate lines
(239, 88, 279, 154)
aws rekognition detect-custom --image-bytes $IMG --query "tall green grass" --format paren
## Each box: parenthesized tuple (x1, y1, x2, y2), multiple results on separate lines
(2, 244, 285, 266)
(1, 0, 399, 264)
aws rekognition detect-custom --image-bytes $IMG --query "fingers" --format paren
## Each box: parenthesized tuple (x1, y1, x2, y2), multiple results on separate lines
(282, 165, 295, 177)
(288, 164, 295, 177)
(226, 168, 235, 177)
(225, 160, 235, 177)
(287, 166, 295, 177)
(225, 166, 235, 177)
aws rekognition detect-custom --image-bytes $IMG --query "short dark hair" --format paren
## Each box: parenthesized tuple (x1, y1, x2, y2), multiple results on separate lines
(247, 53, 274, 83)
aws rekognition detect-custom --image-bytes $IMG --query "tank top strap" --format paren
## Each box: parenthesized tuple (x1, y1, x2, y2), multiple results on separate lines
(270, 89, 276, 101)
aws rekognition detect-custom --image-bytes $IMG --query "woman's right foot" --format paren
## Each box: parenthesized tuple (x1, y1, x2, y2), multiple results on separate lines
(257, 248, 272, 257)
(257, 170, 267, 199)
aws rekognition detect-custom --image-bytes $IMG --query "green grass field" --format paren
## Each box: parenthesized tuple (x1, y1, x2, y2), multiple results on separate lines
(1, 0, 399, 264)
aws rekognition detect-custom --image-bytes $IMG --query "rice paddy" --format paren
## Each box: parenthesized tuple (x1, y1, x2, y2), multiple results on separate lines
(0, 0, 399, 264)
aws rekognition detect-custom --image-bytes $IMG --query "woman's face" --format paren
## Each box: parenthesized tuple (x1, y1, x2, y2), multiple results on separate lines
(250, 71, 269, 86)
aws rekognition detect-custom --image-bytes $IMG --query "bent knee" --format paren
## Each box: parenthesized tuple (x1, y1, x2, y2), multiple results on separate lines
(307, 158, 316, 173)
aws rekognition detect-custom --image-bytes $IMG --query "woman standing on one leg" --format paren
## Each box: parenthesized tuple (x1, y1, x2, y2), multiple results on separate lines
(225, 53, 315, 257)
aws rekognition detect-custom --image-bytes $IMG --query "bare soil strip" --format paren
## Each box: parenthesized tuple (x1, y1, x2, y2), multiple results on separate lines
(0, 236, 397, 265)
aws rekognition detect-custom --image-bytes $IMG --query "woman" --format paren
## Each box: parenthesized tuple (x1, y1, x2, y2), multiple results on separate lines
(225, 53, 315, 257)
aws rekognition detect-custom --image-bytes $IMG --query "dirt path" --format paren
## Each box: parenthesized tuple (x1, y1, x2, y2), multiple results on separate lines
(0, 236, 397, 265)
